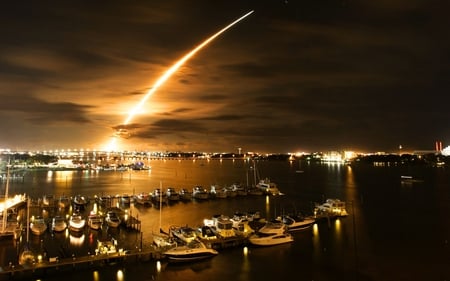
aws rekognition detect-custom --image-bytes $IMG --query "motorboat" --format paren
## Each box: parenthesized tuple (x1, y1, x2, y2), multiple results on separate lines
(42, 194, 54, 207)
(179, 188, 193, 201)
(256, 178, 282, 195)
(105, 211, 121, 228)
(134, 192, 152, 206)
(210, 185, 227, 199)
(166, 187, 180, 202)
(88, 212, 103, 230)
(170, 225, 198, 243)
(230, 183, 247, 196)
(30, 216, 47, 235)
(248, 220, 293, 246)
(163, 239, 218, 263)
(248, 231, 294, 246)
(203, 215, 236, 238)
(69, 213, 86, 232)
(278, 214, 315, 231)
(51, 216, 67, 232)
(151, 188, 168, 205)
(192, 186, 209, 200)
(72, 194, 88, 210)
(314, 198, 348, 217)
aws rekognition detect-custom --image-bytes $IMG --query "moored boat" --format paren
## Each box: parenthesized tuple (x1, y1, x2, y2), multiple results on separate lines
(105, 211, 121, 228)
(248, 220, 293, 246)
(192, 186, 209, 200)
(166, 187, 180, 202)
(134, 192, 152, 206)
(163, 239, 218, 263)
(314, 198, 348, 218)
(179, 188, 193, 201)
(277, 214, 315, 231)
(30, 216, 47, 235)
(72, 194, 88, 210)
(51, 216, 67, 232)
(69, 213, 86, 232)
(88, 212, 103, 230)
(256, 178, 282, 195)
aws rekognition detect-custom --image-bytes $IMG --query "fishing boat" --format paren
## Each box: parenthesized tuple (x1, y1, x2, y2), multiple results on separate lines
(163, 239, 218, 263)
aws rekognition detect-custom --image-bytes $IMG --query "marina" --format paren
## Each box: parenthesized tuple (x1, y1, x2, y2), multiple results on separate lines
(0, 159, 448, 281)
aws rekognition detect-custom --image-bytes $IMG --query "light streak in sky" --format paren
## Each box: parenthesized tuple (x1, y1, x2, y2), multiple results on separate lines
(123, 10, 254, 126)
(106, 10, 254, 151)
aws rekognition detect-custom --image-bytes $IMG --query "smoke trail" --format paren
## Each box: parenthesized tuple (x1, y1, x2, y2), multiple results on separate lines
(123, 10, 254, 125)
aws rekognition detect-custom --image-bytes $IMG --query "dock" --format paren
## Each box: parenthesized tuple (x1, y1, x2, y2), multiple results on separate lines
(0, 245, 163, 279)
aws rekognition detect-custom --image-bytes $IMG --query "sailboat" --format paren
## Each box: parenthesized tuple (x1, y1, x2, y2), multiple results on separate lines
(19, 196, 35, 265)
(152, 181, 177, 249)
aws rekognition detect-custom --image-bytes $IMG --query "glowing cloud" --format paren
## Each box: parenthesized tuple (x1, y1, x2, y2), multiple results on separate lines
(123, 10, 254, 125)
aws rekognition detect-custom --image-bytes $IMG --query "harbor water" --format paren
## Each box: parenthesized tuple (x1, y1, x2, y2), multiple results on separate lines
(1, 159, 449, 281)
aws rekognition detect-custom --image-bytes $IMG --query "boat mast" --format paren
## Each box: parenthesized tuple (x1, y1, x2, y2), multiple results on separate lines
(1, 163, 10, 233)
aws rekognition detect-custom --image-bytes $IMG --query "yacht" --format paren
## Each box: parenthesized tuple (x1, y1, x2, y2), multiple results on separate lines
(256, 178, 282, 195)
(248, 220, 293, 246)
(151, 188, 168, 205)
(210, 184, 227, 199)
(278, 214, 315, 231)
(314, 198, 348, 217)
(163, 239, 218, 263)
(170, 225, 198, 243)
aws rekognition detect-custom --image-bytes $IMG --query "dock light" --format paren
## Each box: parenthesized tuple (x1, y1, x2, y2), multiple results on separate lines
(37, 255, 42, 263)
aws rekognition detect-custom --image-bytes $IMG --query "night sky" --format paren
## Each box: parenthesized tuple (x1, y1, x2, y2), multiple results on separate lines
(1, 1, 449, 153)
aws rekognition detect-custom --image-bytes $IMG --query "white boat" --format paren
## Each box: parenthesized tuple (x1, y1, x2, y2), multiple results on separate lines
(170, 225, 198, 243)
(192, 186, 209, 200)
(30, 216, 47, 235)
(314, 198, 348, 217)
(105, 211, 121, 228)
(203, 215, 236, 238)
(248, 220, 293, 246)
(163, 239, 218, 263)
(278, 214, 315, 231)
(51, 216, 67, 232)
(256, 178, 282, 195)
(88, 212, 103, 230)
(69, 213, 86, 232)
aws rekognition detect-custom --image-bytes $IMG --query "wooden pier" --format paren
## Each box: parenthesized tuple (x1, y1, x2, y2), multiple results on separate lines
(0, 246, 163, 279)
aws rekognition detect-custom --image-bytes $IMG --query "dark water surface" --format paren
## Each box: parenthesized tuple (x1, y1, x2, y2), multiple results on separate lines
(2, 159, 449, 281)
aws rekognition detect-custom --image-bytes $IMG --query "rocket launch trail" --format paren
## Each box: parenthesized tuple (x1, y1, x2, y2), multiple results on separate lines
(122, 10, 254, 126)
